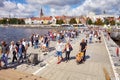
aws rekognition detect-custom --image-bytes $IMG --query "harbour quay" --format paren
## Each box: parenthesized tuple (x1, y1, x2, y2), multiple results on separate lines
(0, 27, 120, 80)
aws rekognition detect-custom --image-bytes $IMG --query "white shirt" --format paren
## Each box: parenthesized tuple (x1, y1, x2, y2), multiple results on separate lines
(9, 45, 16, 53)
(54, 33, 56, 36)
(89, 34, 93, 38)
(56, 42, 63, 51)
(66, 47, 69, 51)
(22, 41, 26, 47)
(57, 34, 60, 37)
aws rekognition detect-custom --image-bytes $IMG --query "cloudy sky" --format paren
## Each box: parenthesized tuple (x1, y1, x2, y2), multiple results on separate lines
(0, 0, 120, 18)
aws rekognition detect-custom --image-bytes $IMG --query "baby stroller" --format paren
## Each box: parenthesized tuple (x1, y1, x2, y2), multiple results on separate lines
(76, 52, 84, 64)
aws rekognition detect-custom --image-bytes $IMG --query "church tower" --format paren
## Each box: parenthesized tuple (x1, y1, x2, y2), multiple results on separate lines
(40, 8, 44, 17)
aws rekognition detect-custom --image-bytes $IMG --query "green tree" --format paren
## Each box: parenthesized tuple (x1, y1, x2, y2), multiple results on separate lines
(104, 18, 109, 25)
(0, 20, 2, 24)
(109, 20, 115, 25)
(56, 19, 64, 24)
(9, 18, 18, 24)
(0, 18, 8, 24)
(94, 18, 104, 25)
(18, 19, 25, 24)
(117, 22, 120, 25)
(86, 18, 93, 25)
(0, 18, 25, 24)
(79, 20, 82, 24)
(69, 18, 77, 24)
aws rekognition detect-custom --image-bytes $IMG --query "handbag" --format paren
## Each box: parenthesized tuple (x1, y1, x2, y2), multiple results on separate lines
(69, 46, 73, 51)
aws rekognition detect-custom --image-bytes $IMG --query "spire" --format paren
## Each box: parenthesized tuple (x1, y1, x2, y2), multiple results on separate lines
(40, 8, 44, 17)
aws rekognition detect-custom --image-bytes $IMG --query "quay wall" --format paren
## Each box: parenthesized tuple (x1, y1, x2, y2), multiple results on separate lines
(103, 32, 120, 80)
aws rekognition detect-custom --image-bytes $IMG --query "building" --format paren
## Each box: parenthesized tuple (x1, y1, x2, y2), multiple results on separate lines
(24, 16, 56, 25)
(87, 12, 119, 22)
(116, 17, 120, 23)
(25, 18, 32, 24)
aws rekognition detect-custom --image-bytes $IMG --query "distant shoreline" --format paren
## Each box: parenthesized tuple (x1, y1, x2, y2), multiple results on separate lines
(0, 24, 60, 29)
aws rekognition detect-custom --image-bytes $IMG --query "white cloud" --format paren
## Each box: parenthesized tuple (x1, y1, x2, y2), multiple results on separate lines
(68, 0, 120, 16)
(17, 3, 25, 11)
(49, 5, 71, 16)
(0, 0, 4, 7)
(0, 0, 36, 18)
(3, 1, 17, 11)
(30, 0, 120, 16)
(26, 0, 81, 6)
(50, 8, 55, 13)
(0, 0, 120, 18)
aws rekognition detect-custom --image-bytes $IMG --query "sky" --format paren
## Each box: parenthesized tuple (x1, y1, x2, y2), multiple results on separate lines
(0, 0, 120, 18)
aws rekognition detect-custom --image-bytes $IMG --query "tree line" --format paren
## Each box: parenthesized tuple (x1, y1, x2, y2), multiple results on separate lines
(0, 17, 119, 26)
(0, 18, 25, 24)
(86, 18, 116, 26)
(56, 17, 118, 26)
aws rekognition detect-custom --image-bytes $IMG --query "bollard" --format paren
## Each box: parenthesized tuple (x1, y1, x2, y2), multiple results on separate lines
(116, 47, 119, 57)
(103, 67, 111, 80)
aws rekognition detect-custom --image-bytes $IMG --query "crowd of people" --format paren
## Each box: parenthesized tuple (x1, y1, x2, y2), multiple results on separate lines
(0, 27, 106, 69)
(0, 39, 28, 69)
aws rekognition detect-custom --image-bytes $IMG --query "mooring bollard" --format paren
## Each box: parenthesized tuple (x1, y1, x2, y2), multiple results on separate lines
(103, 67, 111, 80)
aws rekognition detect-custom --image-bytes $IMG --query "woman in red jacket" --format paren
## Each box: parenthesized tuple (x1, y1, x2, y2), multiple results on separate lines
(63, 42, 73, 62)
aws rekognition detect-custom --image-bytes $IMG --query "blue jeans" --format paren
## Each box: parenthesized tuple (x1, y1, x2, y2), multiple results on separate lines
(34, 41, 38, 49)
(56, 51, 62, 57)
(89, 37, 92, 43)
(18, 52, 23, 62)
(1, 53, 8, 67)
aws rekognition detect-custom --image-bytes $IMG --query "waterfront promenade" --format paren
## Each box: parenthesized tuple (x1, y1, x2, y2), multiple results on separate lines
(35, 33, 115, 80)
(12, 32, 117, 80)
(0, 30, 119, 80)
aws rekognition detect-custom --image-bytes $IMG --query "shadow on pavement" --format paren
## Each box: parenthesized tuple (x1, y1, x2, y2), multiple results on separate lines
(85, 55, 90, 60)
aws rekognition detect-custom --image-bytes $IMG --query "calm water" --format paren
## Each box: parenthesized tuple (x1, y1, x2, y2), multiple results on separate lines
(0, 26, 120, 46)
(0, 27, 50, 44)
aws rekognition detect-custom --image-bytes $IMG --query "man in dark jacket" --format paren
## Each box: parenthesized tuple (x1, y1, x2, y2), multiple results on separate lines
(80, 39, 87, 62)
(1, 41, 9, 68)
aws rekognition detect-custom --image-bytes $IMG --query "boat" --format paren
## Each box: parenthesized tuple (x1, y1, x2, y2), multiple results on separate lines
(61, 24, 74, 29)
(72, 24, 88, 29)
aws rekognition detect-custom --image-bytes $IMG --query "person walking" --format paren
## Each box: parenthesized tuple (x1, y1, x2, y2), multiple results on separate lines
(18, 41, 25, 63)
(0, 44, 2, 69)
(22, 39, 29, 59)
(89, 31, 93, 43)
(44, 35, 50, 52)
(80, 39, 87, 62)
(63, 42, 73, 62)
(9, 41, 17, 63)
(1, 41, 9, 68)
(56, 40, 64, 64)
(30, 34, 34, 47)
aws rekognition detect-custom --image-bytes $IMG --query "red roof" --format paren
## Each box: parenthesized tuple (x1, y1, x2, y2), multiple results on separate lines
(31, 16, 52, 21)
(117, 17, 120, 20)
(56, 16, 67, 19)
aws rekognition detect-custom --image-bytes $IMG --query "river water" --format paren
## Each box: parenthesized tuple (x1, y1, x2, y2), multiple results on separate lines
(0, 27, 120, 46)
(0, 27, 50, 44)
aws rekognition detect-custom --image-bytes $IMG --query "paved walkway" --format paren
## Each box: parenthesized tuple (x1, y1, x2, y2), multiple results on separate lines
(1, 29, 118, 80)
(10, 32, 115, 80)
(32, 33, 114, 80)
(0, 69, 46, 80)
